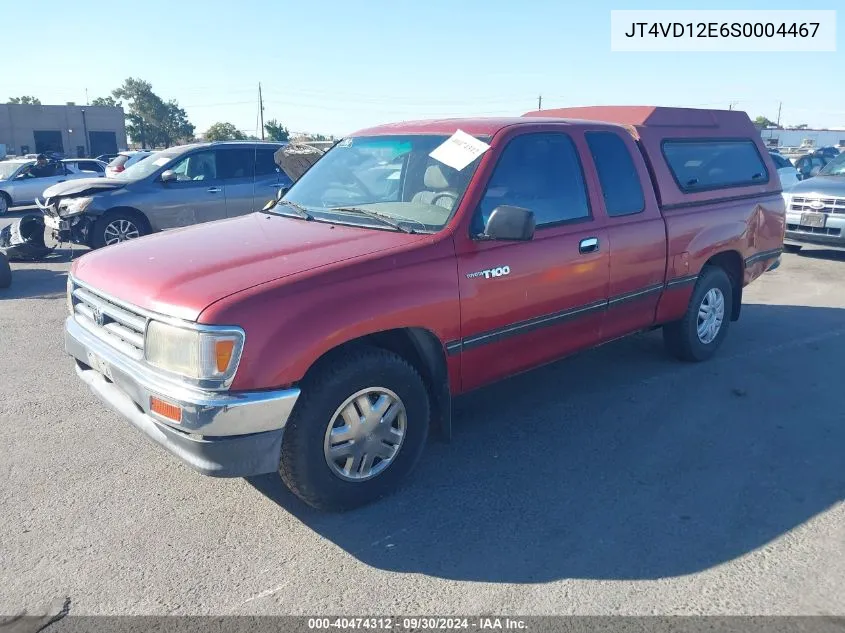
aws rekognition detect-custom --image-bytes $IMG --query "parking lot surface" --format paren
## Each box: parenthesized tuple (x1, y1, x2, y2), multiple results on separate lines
(0, 225, 843, 616)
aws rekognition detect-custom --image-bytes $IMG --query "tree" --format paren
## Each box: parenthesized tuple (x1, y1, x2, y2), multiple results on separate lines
(754, 116, 777, 129)
(791, 123, 809, 130)
(91, 96, 122, 108)
(264, 119, 289, 142)
(160, 100, 195, 146)
(112, 78, 194, 148)
(205, 122, 246, 141)
(7, 96, 41, 105)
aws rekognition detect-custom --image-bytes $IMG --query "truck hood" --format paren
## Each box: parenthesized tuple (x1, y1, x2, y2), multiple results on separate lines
(787, 175, 845, 197)
(71, 213, 427, 321)
(43, 177, 126, 198)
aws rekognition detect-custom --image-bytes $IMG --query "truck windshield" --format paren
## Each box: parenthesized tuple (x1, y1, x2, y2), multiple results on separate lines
(276, 134, 488, 232)
(818, 153, 845, 176)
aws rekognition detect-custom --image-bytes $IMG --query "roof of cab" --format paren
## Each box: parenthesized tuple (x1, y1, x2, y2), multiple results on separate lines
(350, 117, 577, 137)
(523, 106, 755, 135)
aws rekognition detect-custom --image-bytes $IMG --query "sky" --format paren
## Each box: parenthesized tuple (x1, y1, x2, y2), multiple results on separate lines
(3, 0, 842, 138)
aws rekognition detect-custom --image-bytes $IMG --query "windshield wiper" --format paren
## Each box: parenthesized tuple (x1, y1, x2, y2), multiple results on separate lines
(330, 207, 416, 233)
(274, 199, 314, 220)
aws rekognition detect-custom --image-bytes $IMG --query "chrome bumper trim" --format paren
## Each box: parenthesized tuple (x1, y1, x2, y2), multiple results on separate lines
(65, 315, 300, 437)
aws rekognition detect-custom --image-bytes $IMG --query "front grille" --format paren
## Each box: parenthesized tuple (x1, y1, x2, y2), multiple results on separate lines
(787, 223, 842, 237)
(70, 281, 147, 360)
(790, 196, 845, 215)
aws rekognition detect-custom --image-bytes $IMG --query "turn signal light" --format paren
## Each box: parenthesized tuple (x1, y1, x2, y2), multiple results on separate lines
(215, 339, 236, 373)
(150, 396, 182, 423)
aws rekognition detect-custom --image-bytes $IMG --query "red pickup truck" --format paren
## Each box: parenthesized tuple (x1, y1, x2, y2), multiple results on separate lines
(64, 106, 785, 510)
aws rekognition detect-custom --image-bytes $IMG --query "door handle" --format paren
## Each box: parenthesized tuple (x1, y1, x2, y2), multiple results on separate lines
(206, 187, 222, 193)
(579, 237, 599, 254)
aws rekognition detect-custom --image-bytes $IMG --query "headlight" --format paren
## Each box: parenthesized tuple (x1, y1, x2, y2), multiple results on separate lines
(144, 321, 245, 386)
(58, 196, 93, 217)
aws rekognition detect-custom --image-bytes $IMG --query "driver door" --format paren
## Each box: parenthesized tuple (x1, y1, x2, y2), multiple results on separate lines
(151, 150, 227, 229)
(15, 163, 68, 203)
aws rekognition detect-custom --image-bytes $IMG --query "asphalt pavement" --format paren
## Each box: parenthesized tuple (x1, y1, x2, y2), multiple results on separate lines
(0, 224, 843, 616)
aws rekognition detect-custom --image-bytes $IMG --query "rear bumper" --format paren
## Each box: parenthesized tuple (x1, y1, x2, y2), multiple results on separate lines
(65, 315, 300, 477)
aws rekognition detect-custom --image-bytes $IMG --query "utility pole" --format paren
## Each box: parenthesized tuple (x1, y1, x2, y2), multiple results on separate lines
(538, 94, 542, 110)
(85, 88, 89, 106)
(259, 83, 265, 140)
(776, 101, 782, 128)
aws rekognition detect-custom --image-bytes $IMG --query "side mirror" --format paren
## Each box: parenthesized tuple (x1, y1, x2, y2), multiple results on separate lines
(481, 205, 535, 241)
(160, 169, 177, 183)
(276, 186, 289, 201)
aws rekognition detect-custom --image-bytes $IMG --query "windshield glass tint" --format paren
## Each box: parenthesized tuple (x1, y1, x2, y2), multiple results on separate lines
(115, 152, 174, 180)
(0, 162, 28, 179)
(819, 153, 845, 176)
(280, 134, 488, 231)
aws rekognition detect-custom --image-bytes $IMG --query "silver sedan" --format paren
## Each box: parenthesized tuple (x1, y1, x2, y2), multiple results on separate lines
(0, 158, 107, 214)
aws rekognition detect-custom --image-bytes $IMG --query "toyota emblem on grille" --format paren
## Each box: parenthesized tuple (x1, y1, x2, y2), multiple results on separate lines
(809, 199, 825, 210)
(92, 308, 105, 326)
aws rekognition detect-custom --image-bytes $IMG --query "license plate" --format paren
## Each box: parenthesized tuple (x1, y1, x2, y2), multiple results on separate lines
(86, 351, 113, 381)
(801, 212, 826, 228)
(44, 215, 68, 230)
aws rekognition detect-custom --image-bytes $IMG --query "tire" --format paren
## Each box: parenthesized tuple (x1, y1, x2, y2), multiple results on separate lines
(783, 244, 802, 253)
(0, 253, 11, 288)
(90, 211, 148, 249)
(0, 192, 11, 216)
(663, 266, 733, 363)
(280, 346, 431, 511)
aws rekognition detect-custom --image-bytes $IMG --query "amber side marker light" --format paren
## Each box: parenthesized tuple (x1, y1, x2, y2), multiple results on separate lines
(215, 339, 236, 373)
(150, 397, 183, 423)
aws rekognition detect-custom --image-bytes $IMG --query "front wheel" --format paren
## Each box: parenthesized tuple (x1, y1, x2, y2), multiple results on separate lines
(279, 347, 430, 511)
(0, 192, 11, 215)
(90, 212, 147, 249)
(663, 266, 734, 362)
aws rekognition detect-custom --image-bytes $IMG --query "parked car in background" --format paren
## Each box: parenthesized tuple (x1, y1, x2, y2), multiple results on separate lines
(62, 107, 784, 510)
(793, 153, 830, 181)
(105, 151, 155, 178)
(40, 141, 293, 247)
(95, 153, 121, 164)
(0, 158, 107, 214)
(770, 151, 800, 190)
(783, 151, 845, 252)
(814, 146, 841, 160)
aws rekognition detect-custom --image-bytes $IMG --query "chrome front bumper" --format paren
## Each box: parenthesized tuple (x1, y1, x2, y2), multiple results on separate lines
(65, 315, 301, 477)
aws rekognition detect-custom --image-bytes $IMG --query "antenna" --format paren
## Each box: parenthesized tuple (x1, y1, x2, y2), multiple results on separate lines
(538, 94, 542, 110)
(259, 83, 265, 140)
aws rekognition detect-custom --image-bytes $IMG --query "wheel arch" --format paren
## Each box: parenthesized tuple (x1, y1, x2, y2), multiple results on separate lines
(303, 327, 452, 441)
(701, 250, 743, 321)
(103, 205, 152, 232)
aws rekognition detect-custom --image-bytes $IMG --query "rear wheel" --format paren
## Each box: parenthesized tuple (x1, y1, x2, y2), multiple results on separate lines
(90, 211, 147, 249)
(664, 266, 733, 362)
(279, 347, 430, 511)
(0, 192, 11, 215)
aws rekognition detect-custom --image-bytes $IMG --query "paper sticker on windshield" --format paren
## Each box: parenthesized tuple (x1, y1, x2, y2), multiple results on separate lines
(429, 130, 490, 171)
(153, 157, 170, 166)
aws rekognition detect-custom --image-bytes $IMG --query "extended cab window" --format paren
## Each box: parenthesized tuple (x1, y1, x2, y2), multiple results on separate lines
(662, 139, 768, 192)
(585, 131, 645, 217)
(475, 133, 590, 232)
